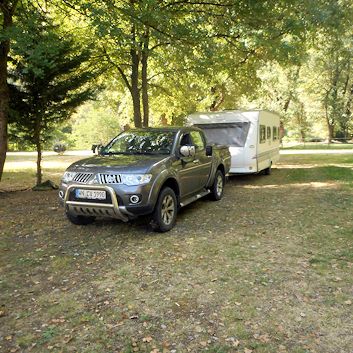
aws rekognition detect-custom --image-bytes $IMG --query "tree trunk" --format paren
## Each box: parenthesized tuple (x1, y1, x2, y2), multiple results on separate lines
(326, 56, 340, 142)
(130, 24, 142, 128)
(327, 124, 334, 142)
(0, 73, 8, 182)
(209, 85, 225, 111)
(141, 28, 149, 128)
(283, 66, 301, 113)
(0, 2, 17, 181)
(324, 101, 334, 142)
(34, 118, 42, 186)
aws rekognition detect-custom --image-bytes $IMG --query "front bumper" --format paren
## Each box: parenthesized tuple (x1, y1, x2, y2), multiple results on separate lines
(63, 184, 133, 222)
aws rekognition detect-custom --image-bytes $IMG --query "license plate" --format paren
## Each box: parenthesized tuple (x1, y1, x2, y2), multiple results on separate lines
(75, 189, 106, 200)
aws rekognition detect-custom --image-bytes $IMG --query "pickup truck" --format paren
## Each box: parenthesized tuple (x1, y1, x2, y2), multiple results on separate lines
(59, 127, 231, 232)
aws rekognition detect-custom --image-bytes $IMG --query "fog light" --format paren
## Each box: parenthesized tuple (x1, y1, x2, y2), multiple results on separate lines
(129, 195, 140, 204)
(59, 190, 64, 198)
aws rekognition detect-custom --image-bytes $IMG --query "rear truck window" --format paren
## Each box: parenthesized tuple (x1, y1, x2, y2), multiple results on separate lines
(195, 122, 250, 147)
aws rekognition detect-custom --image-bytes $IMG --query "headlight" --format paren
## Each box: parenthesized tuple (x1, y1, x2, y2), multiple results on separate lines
(62, 171, 77, 183)
(121, 174, 152, 186)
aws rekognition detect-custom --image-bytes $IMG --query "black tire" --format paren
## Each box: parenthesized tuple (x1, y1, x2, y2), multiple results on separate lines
(66, 212, 95, 225)
(210, 169, 225, 201)
(151, 187, 177, 232)
(264, 163, 272, 175)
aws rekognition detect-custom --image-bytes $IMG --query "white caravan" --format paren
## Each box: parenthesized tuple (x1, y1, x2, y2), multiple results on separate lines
(187, 110, 280, 174)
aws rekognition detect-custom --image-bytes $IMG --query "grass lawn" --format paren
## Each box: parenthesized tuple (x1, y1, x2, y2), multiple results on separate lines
(0, 153, 353, 353)
(1, 153, 83, 191)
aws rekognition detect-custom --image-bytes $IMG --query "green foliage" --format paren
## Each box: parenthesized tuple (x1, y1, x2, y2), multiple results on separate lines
(70, 100, 125, 148)
(4, 0, 353, 150)
(8, 8, 98, 145)
(54, 0, 317, 128)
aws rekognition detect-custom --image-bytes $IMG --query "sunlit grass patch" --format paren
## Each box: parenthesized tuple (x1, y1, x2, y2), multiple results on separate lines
(282, 142, 353, 150)
(1, 153, 85, 190)
(49, 255, 76, 274)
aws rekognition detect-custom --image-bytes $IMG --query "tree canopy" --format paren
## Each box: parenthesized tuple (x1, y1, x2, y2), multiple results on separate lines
(1, 0, 353, 182)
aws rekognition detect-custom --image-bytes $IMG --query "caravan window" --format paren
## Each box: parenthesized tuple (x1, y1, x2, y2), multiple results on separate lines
(273, 126, 278, 141)
(267, 126, 271, 140)
(194, 122, 250, 147)
(260, 125, 266, 143)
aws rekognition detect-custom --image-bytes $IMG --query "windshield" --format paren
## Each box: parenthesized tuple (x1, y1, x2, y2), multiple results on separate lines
(195, 122, 250, 147)
(101, 130, 176, 155)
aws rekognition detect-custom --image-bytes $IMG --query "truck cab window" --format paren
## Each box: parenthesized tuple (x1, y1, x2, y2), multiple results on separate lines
(180, 133, 192, 146)
(190, 131, 205, 150)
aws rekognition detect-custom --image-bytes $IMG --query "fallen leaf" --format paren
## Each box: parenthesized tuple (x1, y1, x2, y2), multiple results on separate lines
(232, 339, 240, 347)
(143, 336, 153, 343)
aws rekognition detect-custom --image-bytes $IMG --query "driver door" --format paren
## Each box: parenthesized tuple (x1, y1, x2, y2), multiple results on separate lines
(177, 132, 201, 198)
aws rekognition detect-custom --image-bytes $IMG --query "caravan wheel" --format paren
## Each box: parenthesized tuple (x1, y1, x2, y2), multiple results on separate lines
(264, 163, 272, 175)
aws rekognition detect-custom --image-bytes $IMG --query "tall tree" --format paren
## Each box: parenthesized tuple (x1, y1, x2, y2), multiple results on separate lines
(9, 10, 98, 185)
(299, 0, 353, 141)
(0, 0, 18, 181)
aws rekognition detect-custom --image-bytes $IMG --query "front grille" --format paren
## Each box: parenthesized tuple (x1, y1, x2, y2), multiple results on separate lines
(98, 173, 122, 184)
(73, 173, 93, 183)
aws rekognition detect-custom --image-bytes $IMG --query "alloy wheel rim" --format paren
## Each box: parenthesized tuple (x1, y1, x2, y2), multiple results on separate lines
(161, 194, 175, 225)
(216, 175, 223, 196)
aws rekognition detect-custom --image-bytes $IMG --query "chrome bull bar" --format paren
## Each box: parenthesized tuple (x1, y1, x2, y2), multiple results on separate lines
(64, 184, 129, 222)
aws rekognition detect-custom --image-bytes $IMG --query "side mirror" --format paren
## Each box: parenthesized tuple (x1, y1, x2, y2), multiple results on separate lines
(206, 145, 213, 156)
(180, 145, 196, 158)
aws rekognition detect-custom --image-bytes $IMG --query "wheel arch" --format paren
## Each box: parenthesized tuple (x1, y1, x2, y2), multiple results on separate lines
(159, 177, 180, 204)
(217, 163, 225, 176)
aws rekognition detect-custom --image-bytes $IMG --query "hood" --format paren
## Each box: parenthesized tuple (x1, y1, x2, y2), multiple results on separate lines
(68, 154, 168, 174)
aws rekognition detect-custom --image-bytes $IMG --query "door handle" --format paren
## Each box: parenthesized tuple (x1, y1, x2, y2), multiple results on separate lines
(193, 159, 200, 164)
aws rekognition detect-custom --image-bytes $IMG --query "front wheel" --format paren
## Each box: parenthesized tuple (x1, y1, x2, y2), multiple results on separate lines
(151, 187, 177, 232)
(210, 169, 225, 201)
(66, 212, 95, 225)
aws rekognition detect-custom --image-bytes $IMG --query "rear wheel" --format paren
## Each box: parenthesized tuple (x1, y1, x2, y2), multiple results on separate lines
(66, 212, 95, 225)
(210, 169, 225, 201)
(151, 187, 177, 232)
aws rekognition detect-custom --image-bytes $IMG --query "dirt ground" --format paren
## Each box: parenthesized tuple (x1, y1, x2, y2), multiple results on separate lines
(0, 156, 353, 353)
